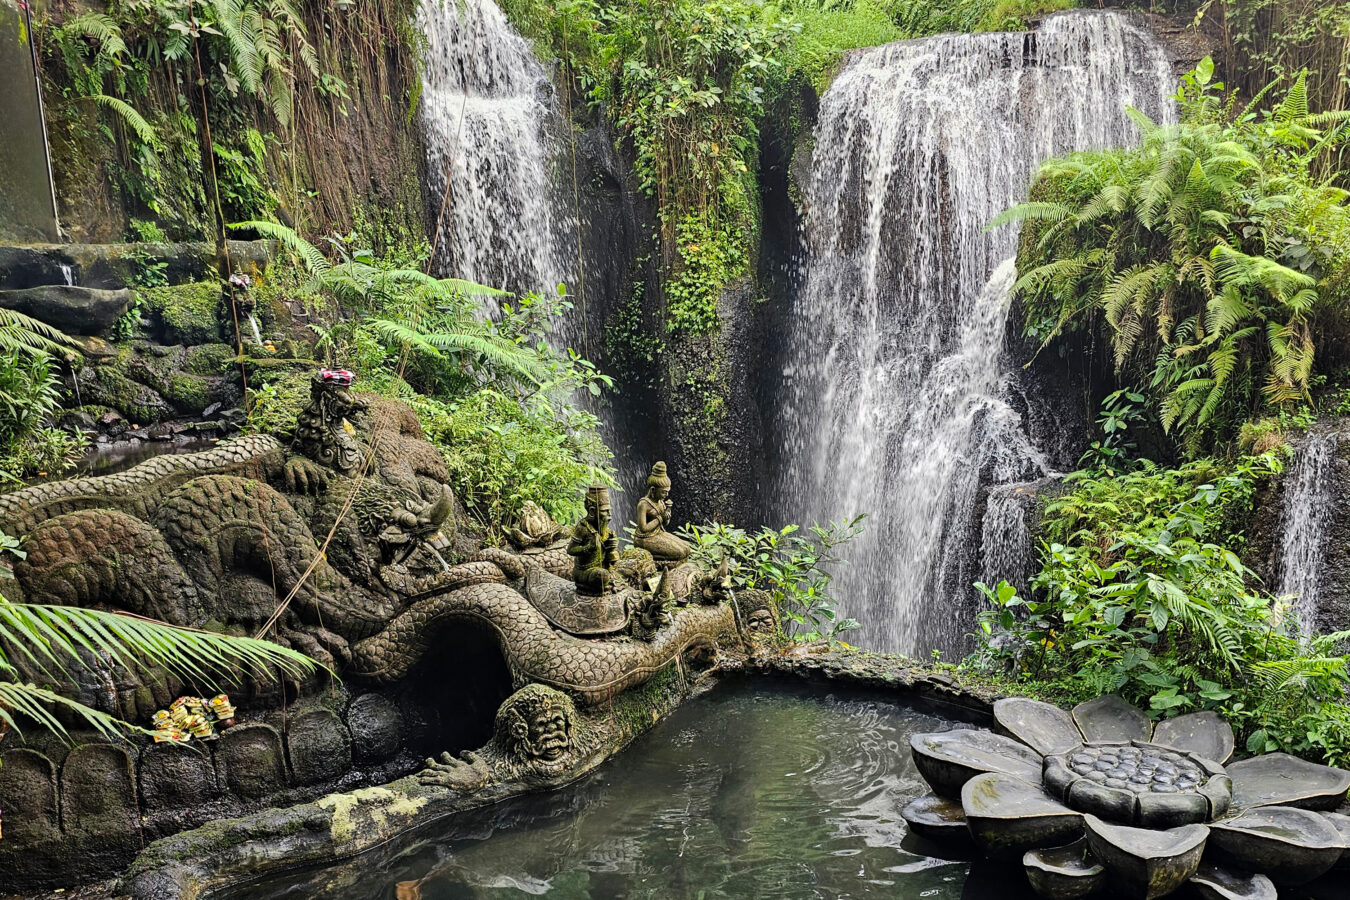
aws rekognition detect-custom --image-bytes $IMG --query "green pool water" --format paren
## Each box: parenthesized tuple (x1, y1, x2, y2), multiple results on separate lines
(238, 682, 1037, 899)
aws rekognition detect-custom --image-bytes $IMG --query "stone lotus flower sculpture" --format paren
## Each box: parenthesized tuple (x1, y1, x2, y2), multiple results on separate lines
(903, 695, 1350, 900)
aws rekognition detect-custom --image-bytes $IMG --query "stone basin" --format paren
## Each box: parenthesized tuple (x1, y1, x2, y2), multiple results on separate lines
(1207, 805, 1345, 885)
(910, 728, 1043, 799)
(900, 792, 970, 842)
(1023, 837, 1104, 900)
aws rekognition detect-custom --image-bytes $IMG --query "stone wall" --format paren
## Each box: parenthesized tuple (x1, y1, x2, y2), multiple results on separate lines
(0, 688, 419, 892)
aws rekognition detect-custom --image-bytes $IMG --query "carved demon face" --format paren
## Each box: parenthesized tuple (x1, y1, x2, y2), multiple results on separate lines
(748, 607, 775, 634)
(495, 685, 577, 771)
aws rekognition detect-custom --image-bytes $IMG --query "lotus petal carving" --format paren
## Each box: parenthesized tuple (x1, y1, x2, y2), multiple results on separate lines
(1153, 711, 1235, 765)
(961, 772, 1084, 860)
(901, 693, 1350, 899)
(995, 697, 1082, 756)
(1189, 862, 1277, 900)
(1073, 695, 1152, 743)
(1226, 752, 1350, 812)
(900, 793, 969, 842)
(1082, 815, 1207, 900)
(910, 728, 1042, 798)
(1208, 806, 1345, 885)
(1023, 838, 1104, 900)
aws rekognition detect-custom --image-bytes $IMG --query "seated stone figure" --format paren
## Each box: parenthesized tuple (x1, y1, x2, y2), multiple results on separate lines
(568, 486, 620, 595)
(631, 461, 691, 563)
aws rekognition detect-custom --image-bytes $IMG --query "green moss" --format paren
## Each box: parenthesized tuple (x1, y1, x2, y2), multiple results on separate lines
(184, 343, 235, 375)
(163, 373, 212, 413)
(138, 281, 224, 345)
(244, 371, 311, 438)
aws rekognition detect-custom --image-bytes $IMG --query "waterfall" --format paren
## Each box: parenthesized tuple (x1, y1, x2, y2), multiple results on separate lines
(979, 482, 1036, 599)
(773, 11, 1175, 657)
(1277, 429, 1339, 636)
(418, 0, 573, 301)
(59, 264, 74, 286)
(417, 0, 641, 496)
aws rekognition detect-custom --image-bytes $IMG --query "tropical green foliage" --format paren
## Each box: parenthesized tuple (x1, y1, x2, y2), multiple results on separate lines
(996, 59, 1350, 454)
(681, 515, 865, 644)
(973, 449, 1350, 765)
(0, 316, 86, 482)
(241, 226, 615, 531)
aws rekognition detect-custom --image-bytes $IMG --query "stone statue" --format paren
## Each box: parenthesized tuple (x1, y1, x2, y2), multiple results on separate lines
(292, 368, 369, 476)
(507, 501, 562, 550)
(632, 461, 691, 563)
(690, 555, 732, 605)
(419, 684, 583, 789)
(737, 588, 778, 639)
(568, 486, 619, 595)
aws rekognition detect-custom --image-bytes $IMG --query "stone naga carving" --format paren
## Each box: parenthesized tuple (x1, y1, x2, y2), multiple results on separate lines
(0, 376, 735, 720)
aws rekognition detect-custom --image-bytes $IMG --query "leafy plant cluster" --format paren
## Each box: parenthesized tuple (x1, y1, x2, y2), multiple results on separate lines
(0, 314, 88, 485)
(240, 223, 615, 532)
(974, 450, 1350, 765)
(503, 0, 794, 337)
(42, 0, 320, 227)
(680, 515, 865, 643)
(999, 59, 1350, 456)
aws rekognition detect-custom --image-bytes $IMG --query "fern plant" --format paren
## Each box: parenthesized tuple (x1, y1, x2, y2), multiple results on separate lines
(231, 221, 546, 387)
(994, 59, 1350, 454)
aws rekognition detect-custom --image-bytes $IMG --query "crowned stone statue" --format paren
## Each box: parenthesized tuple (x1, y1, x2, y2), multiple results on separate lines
(632, 462, 691, 564)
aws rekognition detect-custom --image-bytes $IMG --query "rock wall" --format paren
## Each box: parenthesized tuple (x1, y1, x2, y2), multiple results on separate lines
(0, 687, 429, 892)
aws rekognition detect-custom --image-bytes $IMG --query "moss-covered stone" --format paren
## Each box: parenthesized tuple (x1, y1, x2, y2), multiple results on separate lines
(162, 373, 213, 414)
(184, 343, 235, 376)
(139, 281, 224, 345)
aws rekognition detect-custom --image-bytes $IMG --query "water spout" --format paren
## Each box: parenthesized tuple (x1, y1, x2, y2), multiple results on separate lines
(247, 313, 263, 346)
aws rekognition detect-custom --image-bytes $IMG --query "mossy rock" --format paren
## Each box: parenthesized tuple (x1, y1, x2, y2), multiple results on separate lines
(244, 370, 311, 437)
(138, 281, 224, 345)
(184, 343, 235, 376)
(162, 373, 213, 414)
(77, 363, 174, 424)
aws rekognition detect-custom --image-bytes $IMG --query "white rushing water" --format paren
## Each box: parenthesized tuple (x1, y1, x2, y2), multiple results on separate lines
(774, 12, 1175, 656)
(979, 481, 1037, 599)
(418, 0, 573, 300)
(1278, 429, 1339, 636)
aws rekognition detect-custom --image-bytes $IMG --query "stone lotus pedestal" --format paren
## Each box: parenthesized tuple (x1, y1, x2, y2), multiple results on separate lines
(901, 694, 1350, 899)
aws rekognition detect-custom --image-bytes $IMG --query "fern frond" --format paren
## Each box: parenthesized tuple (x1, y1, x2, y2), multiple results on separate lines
(82, 95, 157, 146)
(230, 220, 329, 273)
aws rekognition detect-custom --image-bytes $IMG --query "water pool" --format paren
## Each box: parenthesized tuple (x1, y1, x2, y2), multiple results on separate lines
(236, 683, 1035, 899)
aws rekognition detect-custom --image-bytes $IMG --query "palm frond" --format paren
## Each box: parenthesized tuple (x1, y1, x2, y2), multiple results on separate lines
(0, 601, 318, 688)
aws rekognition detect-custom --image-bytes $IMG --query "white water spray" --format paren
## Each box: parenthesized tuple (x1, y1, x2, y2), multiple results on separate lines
(1278, 429, 1339, 636)
(417, 0, 573, 301)
(774, 12, 1175, 656)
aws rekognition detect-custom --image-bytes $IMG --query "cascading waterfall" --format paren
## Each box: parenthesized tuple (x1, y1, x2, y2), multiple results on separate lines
(418, 0, 573, 300)
(418, 0, 644, 493)
(774, 12, 1175, 656)
(979, 482, 1036, 600)
(1278, 428, 1339, 636)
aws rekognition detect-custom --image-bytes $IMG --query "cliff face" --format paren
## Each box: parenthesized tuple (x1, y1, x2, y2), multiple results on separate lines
(35, 0, 429, 246)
